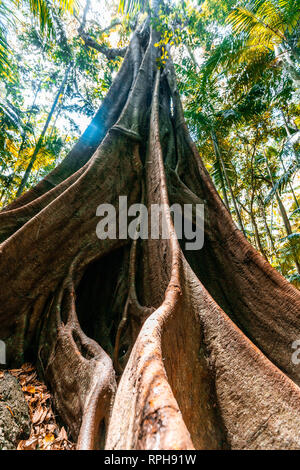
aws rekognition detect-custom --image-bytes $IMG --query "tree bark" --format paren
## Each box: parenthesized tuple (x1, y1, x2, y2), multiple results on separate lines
(210, 131, 230, 210)
(211, 130, 246, 235)
(277, 135, 299, 208)
(258, 194, 276, 253)
(1, 23, 300, 451)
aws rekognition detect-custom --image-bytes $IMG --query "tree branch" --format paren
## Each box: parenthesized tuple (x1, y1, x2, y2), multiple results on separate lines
(77, 0, 127, 60)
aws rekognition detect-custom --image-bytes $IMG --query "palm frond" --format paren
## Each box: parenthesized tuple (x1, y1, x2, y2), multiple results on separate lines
(211, 156, 235, 188)
(0, 0, 15, 80)
(118, 0, 148, 14)
(202, 35, 247, 78)
(16, 0, 77, 37)
(290, 207, 300, 218)
(264, 161, 300, 204)
(0, 98, 23, 130)
(211, 159, 224, 188)
(227, 5, 282, 47)
(228, 0, 300, 50)
(58, 0, 77, 14)
(286, 272, 300, 288)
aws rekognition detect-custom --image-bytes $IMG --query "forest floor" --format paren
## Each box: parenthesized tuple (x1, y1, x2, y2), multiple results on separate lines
(0, 364, 75, 450)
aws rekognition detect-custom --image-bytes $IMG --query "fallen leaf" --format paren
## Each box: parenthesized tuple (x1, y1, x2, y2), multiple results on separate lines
(24, 385, 36, 394)
(43, 433, 55, 446)
(39, 408, 48, 423)
(24, 372, 37, 384)
(19, 437, 39, 450)
(6, 405, 14, 417)
(4, 363, 75, 451)
(32, 406, 44, 424)
(22, 363, 34, 372)
(47, 424, 56, 433)
(58, 427, 68, 441)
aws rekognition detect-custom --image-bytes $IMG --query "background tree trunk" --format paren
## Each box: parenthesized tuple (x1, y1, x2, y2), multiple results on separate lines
(258, 194, 276, 252)
(16, 64, 72, 197)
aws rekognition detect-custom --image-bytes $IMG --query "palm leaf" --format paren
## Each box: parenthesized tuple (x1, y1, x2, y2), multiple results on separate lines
(264, 162, 300, 204)
(290, 208, 300, 218)
(0, 98, 23, 129)
(16, 0, 77, 37)
(227, 5, 283, 47)
(228, 0, 300, 50)
(118, 0, 148, 14)
(0, 1, 15, 80)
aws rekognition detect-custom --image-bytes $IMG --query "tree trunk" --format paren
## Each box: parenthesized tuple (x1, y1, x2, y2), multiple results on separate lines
(1, 24, 300, 451)
(16, 64, 72, 197)
(250, 207, 268, 262)
(211, 130, 246, 235)
(210, 131, 230, 210)
(258, 194, 276, 253)
(278, 136, 299, 208)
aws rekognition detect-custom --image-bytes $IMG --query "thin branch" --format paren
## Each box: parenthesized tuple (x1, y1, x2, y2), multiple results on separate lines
(77, 0, 127, 60)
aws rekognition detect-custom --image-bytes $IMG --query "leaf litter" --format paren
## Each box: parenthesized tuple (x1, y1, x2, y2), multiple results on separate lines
(0, 364, 75, 450)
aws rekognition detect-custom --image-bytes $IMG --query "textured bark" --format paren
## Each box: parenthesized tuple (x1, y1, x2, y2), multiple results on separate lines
(1, 24, 300, 450)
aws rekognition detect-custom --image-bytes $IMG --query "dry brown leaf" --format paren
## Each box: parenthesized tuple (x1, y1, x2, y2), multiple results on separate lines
(47, 424, 56, 433)
(44, 410, 53, 422)
(40, 394, 50, 404)
(22, 363, 34, 372)
(23, 385, 36, 394)
(24, 372, 37, 384)
(17, 440, 25, 450)
(29, 396, 38, 405)
(19, 436, 39, 450)
(58, 427, 68, 441)
(40, 408, 48, 424)
(3, 363, 75, 450)
(43, 433, 55, 448)
(32, 406, 44, 424)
